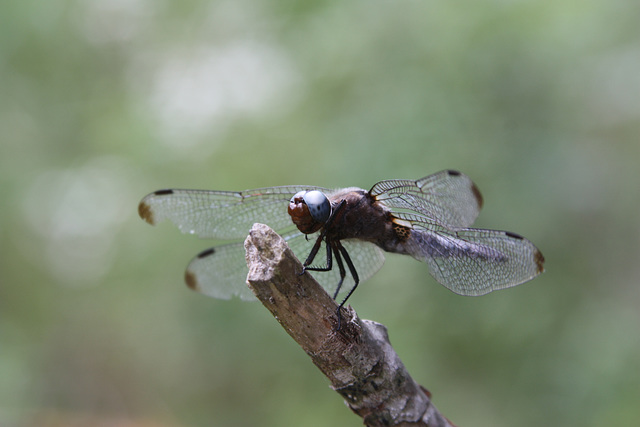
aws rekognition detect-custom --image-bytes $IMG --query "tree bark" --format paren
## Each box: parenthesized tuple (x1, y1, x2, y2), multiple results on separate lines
(244, 223, 457, 427)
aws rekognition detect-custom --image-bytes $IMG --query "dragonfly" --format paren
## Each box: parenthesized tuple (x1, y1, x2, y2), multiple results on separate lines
(139, 170, 545, 324)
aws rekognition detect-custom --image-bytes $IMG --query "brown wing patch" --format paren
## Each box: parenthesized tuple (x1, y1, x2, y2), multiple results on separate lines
(185, 270, 199, 291)
(534, 250, 546, 274)
(138, 201, 155, 224)
(471, 182, 484, 209)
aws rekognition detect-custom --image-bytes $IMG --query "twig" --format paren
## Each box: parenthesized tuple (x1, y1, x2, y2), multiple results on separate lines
(244, 224, 457, 427)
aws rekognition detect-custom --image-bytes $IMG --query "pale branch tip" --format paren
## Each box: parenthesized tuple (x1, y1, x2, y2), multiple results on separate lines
(244, 223, 457, 427)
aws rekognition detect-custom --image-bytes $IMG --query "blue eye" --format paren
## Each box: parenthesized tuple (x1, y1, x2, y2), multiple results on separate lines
(303, 190, 331, 223)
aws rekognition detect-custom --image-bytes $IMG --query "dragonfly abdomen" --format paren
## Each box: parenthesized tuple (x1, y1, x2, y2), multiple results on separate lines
(405, 230, 508, 263)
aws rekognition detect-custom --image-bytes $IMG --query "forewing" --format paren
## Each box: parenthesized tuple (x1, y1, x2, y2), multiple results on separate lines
(403, 220, 545, 296)
(138, 186, 328, 240)
(370, 170, 483, 228)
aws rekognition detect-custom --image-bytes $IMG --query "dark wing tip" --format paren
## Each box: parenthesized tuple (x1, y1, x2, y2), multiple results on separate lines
(185, 270, 200, 291)
(471, 183, 484, 210)
(138, 190, 174, 224)
(185, 248, 216, 291)
(138, 200, 155, 224)
(446, 170, 484, 210)
(505, 230, 545, 275)
(534, 250, 546, 274)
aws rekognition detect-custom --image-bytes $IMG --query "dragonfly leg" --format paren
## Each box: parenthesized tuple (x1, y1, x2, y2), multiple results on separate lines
(300, 199, 347, 273)
(334, 240, 360, 331)
(302, 237, 333, 272)
(331, 243, 347, 300)
(301, 233, 322, 269)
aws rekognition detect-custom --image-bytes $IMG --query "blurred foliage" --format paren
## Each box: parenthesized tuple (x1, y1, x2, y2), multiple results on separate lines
(1, 0, 639, 426)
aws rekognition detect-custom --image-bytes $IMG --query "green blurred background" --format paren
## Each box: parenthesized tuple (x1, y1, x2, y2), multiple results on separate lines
(2, 1, 639, 426)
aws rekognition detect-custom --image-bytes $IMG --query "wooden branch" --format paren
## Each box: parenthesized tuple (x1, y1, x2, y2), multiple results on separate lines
(244, 224, 457, 427)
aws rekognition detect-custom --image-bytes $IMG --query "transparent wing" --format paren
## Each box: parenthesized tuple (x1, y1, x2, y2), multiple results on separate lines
(184, 229, 305, 301)
(138, 186, 328, 240)
(370, 169, 483, 228)
(185, 230, 386, 301)
(185, 241, 256, 301)
(400, 216, 545, 296)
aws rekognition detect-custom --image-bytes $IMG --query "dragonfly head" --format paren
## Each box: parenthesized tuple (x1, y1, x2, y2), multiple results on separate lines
(288, 190, 331, 234)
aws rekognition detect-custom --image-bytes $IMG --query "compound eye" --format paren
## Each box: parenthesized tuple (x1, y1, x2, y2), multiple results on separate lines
(290, 191, 306, 203)
(303, 190, 331, 223)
